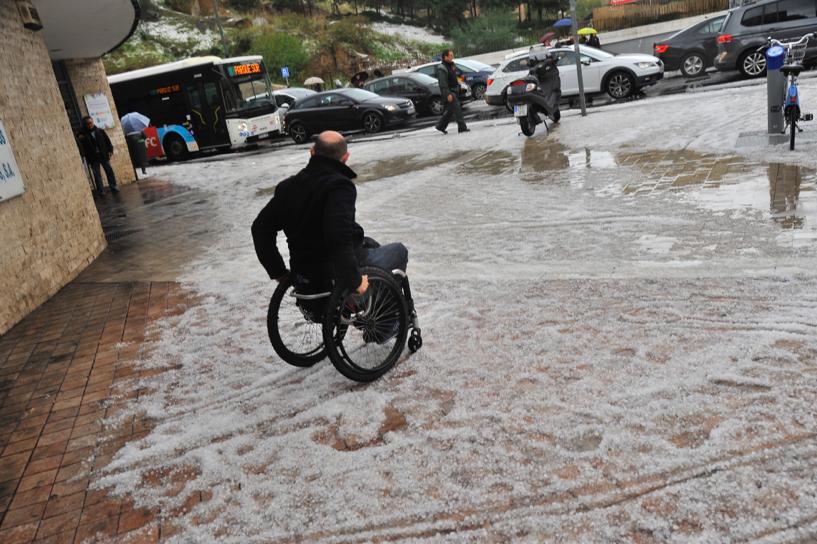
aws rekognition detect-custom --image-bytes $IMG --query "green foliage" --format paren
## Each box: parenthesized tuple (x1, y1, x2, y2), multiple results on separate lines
(451, 9, 521, 56)
(251, 31, 312, 82)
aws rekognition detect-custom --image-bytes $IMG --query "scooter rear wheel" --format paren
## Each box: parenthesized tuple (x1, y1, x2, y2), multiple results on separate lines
(520, 115, 536, 137)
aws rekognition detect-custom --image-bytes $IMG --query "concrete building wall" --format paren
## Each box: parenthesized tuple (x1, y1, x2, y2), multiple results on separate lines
(65, 58, 136, 186)
(0, 3, 106, 334)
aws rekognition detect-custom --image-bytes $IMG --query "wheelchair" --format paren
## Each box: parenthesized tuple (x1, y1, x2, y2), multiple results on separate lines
(267, 266, 422, 382)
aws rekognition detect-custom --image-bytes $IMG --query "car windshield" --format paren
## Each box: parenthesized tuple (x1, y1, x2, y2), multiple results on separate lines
(219, 61, 274, 113)
(338, 88, 381, 101)
(457, 59, 493, 72)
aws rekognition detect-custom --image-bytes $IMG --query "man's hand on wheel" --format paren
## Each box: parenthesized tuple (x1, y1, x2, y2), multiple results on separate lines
(447, 94, 453, 103)
(356, 275, 369, 295)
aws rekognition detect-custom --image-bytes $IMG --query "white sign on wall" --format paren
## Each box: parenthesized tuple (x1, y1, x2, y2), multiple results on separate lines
(84, 92, 115, 129)
(0, 119, 25, 202)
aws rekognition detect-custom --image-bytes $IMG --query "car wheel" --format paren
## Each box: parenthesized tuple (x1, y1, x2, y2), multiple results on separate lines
(163, 134, 188, 161)
(363, 112, 383, 133)
(289, 122, 308, 144)
(680, 52, 705, 78)
(429, 96, 444, 116)
(739, 51, 766, 78)
(504, 92, 514, 113)
(472, 83, 487, 100)
(605, 71, 635, 100)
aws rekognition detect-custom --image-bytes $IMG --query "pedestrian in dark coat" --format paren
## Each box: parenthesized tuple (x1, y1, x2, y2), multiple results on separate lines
(252, 131, 409, 298)
(78, 116, 119, 195)
(588, 34, 601, 49)
(434, 49, 469, 134)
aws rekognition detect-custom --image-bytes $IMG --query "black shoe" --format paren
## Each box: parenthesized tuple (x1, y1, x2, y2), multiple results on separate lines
(111, 186, 120, 193)
(458, 128, 470, 133)
(435, 125, 447, 135)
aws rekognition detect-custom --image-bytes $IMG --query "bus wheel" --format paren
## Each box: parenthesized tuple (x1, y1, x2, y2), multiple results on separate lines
(163, 134, 189, 161)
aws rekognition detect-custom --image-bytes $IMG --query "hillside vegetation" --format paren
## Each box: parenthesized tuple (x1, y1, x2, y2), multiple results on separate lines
(105, 0, 605, 82)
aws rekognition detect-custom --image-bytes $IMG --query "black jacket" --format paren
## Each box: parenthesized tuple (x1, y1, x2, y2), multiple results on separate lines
(435, 61, 459, 99)
(251, 155, 365, 290)
(78, 126, 114, 163)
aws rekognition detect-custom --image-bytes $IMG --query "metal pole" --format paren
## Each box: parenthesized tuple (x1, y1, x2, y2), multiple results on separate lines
(212, 0, 229, 57)
(569, 0, 587, 117)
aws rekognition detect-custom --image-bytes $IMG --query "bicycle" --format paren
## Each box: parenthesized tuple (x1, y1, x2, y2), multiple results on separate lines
(763, 33, 816, 150)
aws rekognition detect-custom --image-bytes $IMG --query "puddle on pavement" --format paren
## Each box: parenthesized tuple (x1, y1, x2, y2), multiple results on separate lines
(356, 152, 464, 183)
(519, 138, 617, 182)
(615, 149, 817, 230)
(457, 150, 517, 176)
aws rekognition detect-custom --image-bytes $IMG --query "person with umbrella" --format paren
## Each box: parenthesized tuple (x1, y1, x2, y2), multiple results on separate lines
(579, 27, 601, 49)
(121, 112, 150, 175)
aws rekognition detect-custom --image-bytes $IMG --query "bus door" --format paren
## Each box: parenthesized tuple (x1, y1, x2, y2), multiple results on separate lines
(185, 81, 229, 148)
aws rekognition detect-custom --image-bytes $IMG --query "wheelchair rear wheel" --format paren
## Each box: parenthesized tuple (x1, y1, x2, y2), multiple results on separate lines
(267, 277, 326, 367)
(322, 267, 409, 382)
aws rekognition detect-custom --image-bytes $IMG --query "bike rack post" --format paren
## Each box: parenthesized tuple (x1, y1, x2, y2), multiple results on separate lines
(766, 45, 786, 134)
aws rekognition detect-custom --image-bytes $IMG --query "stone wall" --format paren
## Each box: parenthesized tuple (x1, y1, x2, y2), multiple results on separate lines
(65, 58, 136, 186)
(0, 3, 106, 335)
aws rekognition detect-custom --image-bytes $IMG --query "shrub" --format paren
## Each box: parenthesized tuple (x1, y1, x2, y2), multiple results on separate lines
(451, 9, 521, 56)
(251, 31, 312, 82)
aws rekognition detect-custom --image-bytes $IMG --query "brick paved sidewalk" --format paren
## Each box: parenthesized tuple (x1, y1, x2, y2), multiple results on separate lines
(0, 179, 205, 543)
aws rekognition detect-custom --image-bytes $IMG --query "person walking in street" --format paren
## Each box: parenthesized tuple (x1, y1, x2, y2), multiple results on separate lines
(78, 116, 119, 196)
(434, 49, 469, 134)
(588, 33, 601, 49)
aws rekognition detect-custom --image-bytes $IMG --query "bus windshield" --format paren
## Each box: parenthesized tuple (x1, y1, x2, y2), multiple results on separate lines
(219, 61, 274, 114)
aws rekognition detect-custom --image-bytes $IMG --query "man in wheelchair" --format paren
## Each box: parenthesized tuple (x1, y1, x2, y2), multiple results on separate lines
(251, 131, 412, 335)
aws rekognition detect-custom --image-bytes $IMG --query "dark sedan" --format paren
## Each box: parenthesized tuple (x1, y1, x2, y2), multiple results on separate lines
(654, 15, 726, 78)
(284, 89, 416, 143)
(364, 73, 446, 116)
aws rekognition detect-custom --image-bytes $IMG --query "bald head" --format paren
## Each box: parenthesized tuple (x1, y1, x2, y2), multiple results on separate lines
(312, 131, 348, 162)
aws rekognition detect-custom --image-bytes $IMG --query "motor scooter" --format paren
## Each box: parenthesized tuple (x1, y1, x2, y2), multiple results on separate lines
(506, 52, 562, 137)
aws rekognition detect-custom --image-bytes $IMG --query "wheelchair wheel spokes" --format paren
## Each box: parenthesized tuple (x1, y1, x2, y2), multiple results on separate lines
(323, 268, 409, 382)
(267, 280, 326, 367)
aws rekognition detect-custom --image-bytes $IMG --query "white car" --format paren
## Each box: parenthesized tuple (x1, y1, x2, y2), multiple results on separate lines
(485, 45, 664, 107)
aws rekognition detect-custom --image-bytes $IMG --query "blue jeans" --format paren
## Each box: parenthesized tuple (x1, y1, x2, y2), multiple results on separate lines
(363, 243, 408, 273)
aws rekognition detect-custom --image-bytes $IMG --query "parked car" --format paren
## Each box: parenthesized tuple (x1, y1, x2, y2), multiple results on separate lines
(406, 59, 495, 100)
(363, 73, 447, 116)
(272, 88, 316, 108)
(283, 88, 416, 143)
(485, 45, 664, 107)
(716, 0, 817, 77)
(653, 14, 726, 77)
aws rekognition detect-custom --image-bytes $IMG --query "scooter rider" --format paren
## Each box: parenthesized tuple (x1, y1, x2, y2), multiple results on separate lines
(529, 50, 561, 122)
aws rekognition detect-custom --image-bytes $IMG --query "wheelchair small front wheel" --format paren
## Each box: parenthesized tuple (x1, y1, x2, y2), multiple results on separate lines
(408, 329, 423, 353)
(323, 267, 409, 382)
(267, 277, 326, 367)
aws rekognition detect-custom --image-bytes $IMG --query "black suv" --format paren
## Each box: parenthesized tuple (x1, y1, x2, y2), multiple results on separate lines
(716, 0, 817, 77)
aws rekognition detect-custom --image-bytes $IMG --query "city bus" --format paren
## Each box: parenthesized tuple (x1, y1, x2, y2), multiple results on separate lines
(108, 55, 281, 160)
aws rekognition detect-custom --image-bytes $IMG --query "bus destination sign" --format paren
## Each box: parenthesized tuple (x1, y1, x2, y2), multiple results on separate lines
(228, 63, 262, 77)
(149, 84, 181, 96)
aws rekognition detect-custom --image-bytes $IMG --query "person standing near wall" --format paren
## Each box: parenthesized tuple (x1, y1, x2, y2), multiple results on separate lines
(78, 115, 118, 196)
(434, 49, 469, 135)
